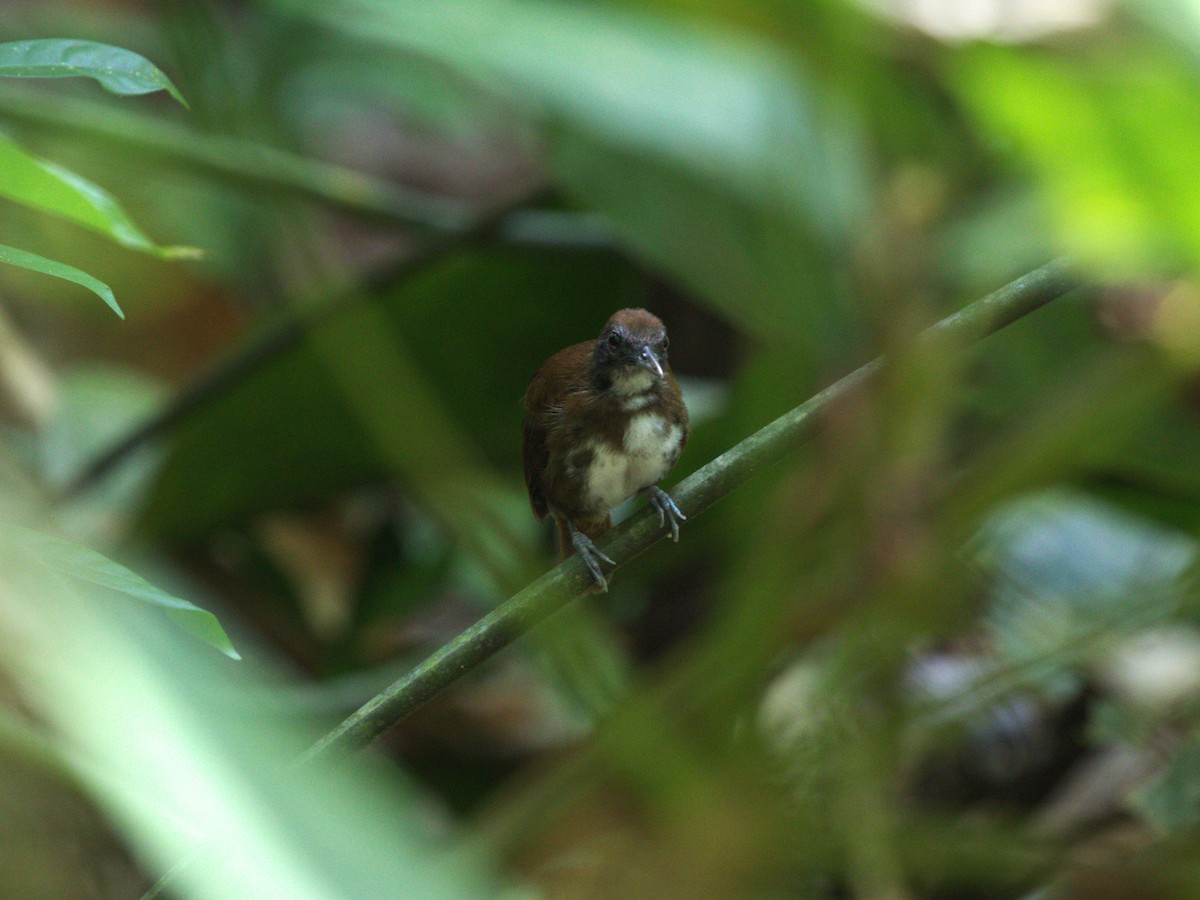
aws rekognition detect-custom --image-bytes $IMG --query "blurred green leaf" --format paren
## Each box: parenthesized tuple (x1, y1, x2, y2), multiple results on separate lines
(0, 552, 489, 899)
(0, 134, 200, 260)
(953, 45, 1200, 272)
(953, 300, 1200, 537)
(556, 135, 851, 349)
(280, 0, 869, 346)
(0, 39, 187, 106)
(287, 0, 864, 223)
(949, 345, 1174, 531)
(0, 243, 122, 318)
(280, 45, 513, 144)
(938, 185, 1059, 289)
(4, 525, 239, 659)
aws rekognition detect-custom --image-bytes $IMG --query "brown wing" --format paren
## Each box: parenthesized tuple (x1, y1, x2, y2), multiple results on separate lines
(522, 340, 593, 521)
(522, 410, 550, 521)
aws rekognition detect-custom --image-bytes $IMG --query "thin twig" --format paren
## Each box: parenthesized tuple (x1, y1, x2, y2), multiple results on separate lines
(300, 259, 1081, 762)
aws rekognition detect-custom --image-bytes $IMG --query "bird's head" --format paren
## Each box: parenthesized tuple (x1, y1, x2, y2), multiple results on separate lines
(591, 308, 670, 394)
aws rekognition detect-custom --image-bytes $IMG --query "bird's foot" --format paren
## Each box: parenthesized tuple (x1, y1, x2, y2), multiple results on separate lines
(570, 526, 615, 592)
(644, 486, 686, 542)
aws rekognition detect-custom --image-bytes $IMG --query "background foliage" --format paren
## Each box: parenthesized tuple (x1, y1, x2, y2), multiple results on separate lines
(4, 1, 1200, 897)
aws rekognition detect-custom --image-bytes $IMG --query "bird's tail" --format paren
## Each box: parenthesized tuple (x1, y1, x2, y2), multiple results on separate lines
(555, 514, 612, 561)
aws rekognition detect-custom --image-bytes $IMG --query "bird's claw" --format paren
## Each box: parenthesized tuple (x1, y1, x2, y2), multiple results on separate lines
(571, 529, 615, 592)
(644, 486, 686, 542)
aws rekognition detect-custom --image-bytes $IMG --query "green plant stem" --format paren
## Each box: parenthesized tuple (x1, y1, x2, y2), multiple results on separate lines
(301, 259, 1081, 763)
(0, 85, 471, 231)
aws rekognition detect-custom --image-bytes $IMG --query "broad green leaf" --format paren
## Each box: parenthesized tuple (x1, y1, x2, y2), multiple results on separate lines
(4, 525, 239, 659)
(0, 134, 200, 259)
(0, 243, 123, 318)
(0, 39, 187, 106)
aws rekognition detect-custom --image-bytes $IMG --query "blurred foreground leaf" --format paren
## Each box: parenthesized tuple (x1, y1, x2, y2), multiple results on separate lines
(0, 243, 122, 318)
(0, 39, 187, 106)
(4, 525, 239, 659)
(0, 551, 489, 899)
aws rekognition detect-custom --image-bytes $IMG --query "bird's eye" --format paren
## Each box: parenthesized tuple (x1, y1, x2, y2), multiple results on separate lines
(660, 336, 669, 351)
(607, 333, 622, 350)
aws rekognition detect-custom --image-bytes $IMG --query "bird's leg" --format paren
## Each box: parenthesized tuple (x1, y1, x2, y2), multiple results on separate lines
(568, 518, 615, 592)
(642, 485, 686, 542)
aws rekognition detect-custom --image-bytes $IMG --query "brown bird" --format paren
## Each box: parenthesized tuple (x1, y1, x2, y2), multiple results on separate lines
(523, 308, 689, 591)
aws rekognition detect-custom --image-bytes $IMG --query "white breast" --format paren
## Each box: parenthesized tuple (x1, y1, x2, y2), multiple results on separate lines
(612, 369, 655, 397)
(583, 413, 683, 512)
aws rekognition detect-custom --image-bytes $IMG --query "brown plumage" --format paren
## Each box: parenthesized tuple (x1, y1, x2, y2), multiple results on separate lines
(523, 309, 689, 590)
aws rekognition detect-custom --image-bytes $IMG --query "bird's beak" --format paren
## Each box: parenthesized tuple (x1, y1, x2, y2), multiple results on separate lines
(638, 345, 664, 378)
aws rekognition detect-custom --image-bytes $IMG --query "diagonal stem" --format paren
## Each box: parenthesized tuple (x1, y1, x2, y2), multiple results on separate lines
(300, 259, 1081, 763)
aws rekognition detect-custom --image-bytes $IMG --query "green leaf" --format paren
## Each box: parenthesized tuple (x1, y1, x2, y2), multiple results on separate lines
(0, 39, 187, 106)
(0, 243, 123, 318)
(953, 45, 1200, 273)
(0, 134, 201, 259)
(3, 525, 239, 659)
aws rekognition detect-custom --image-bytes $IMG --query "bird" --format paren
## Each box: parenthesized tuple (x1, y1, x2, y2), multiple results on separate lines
(523, 308, 689, 591)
